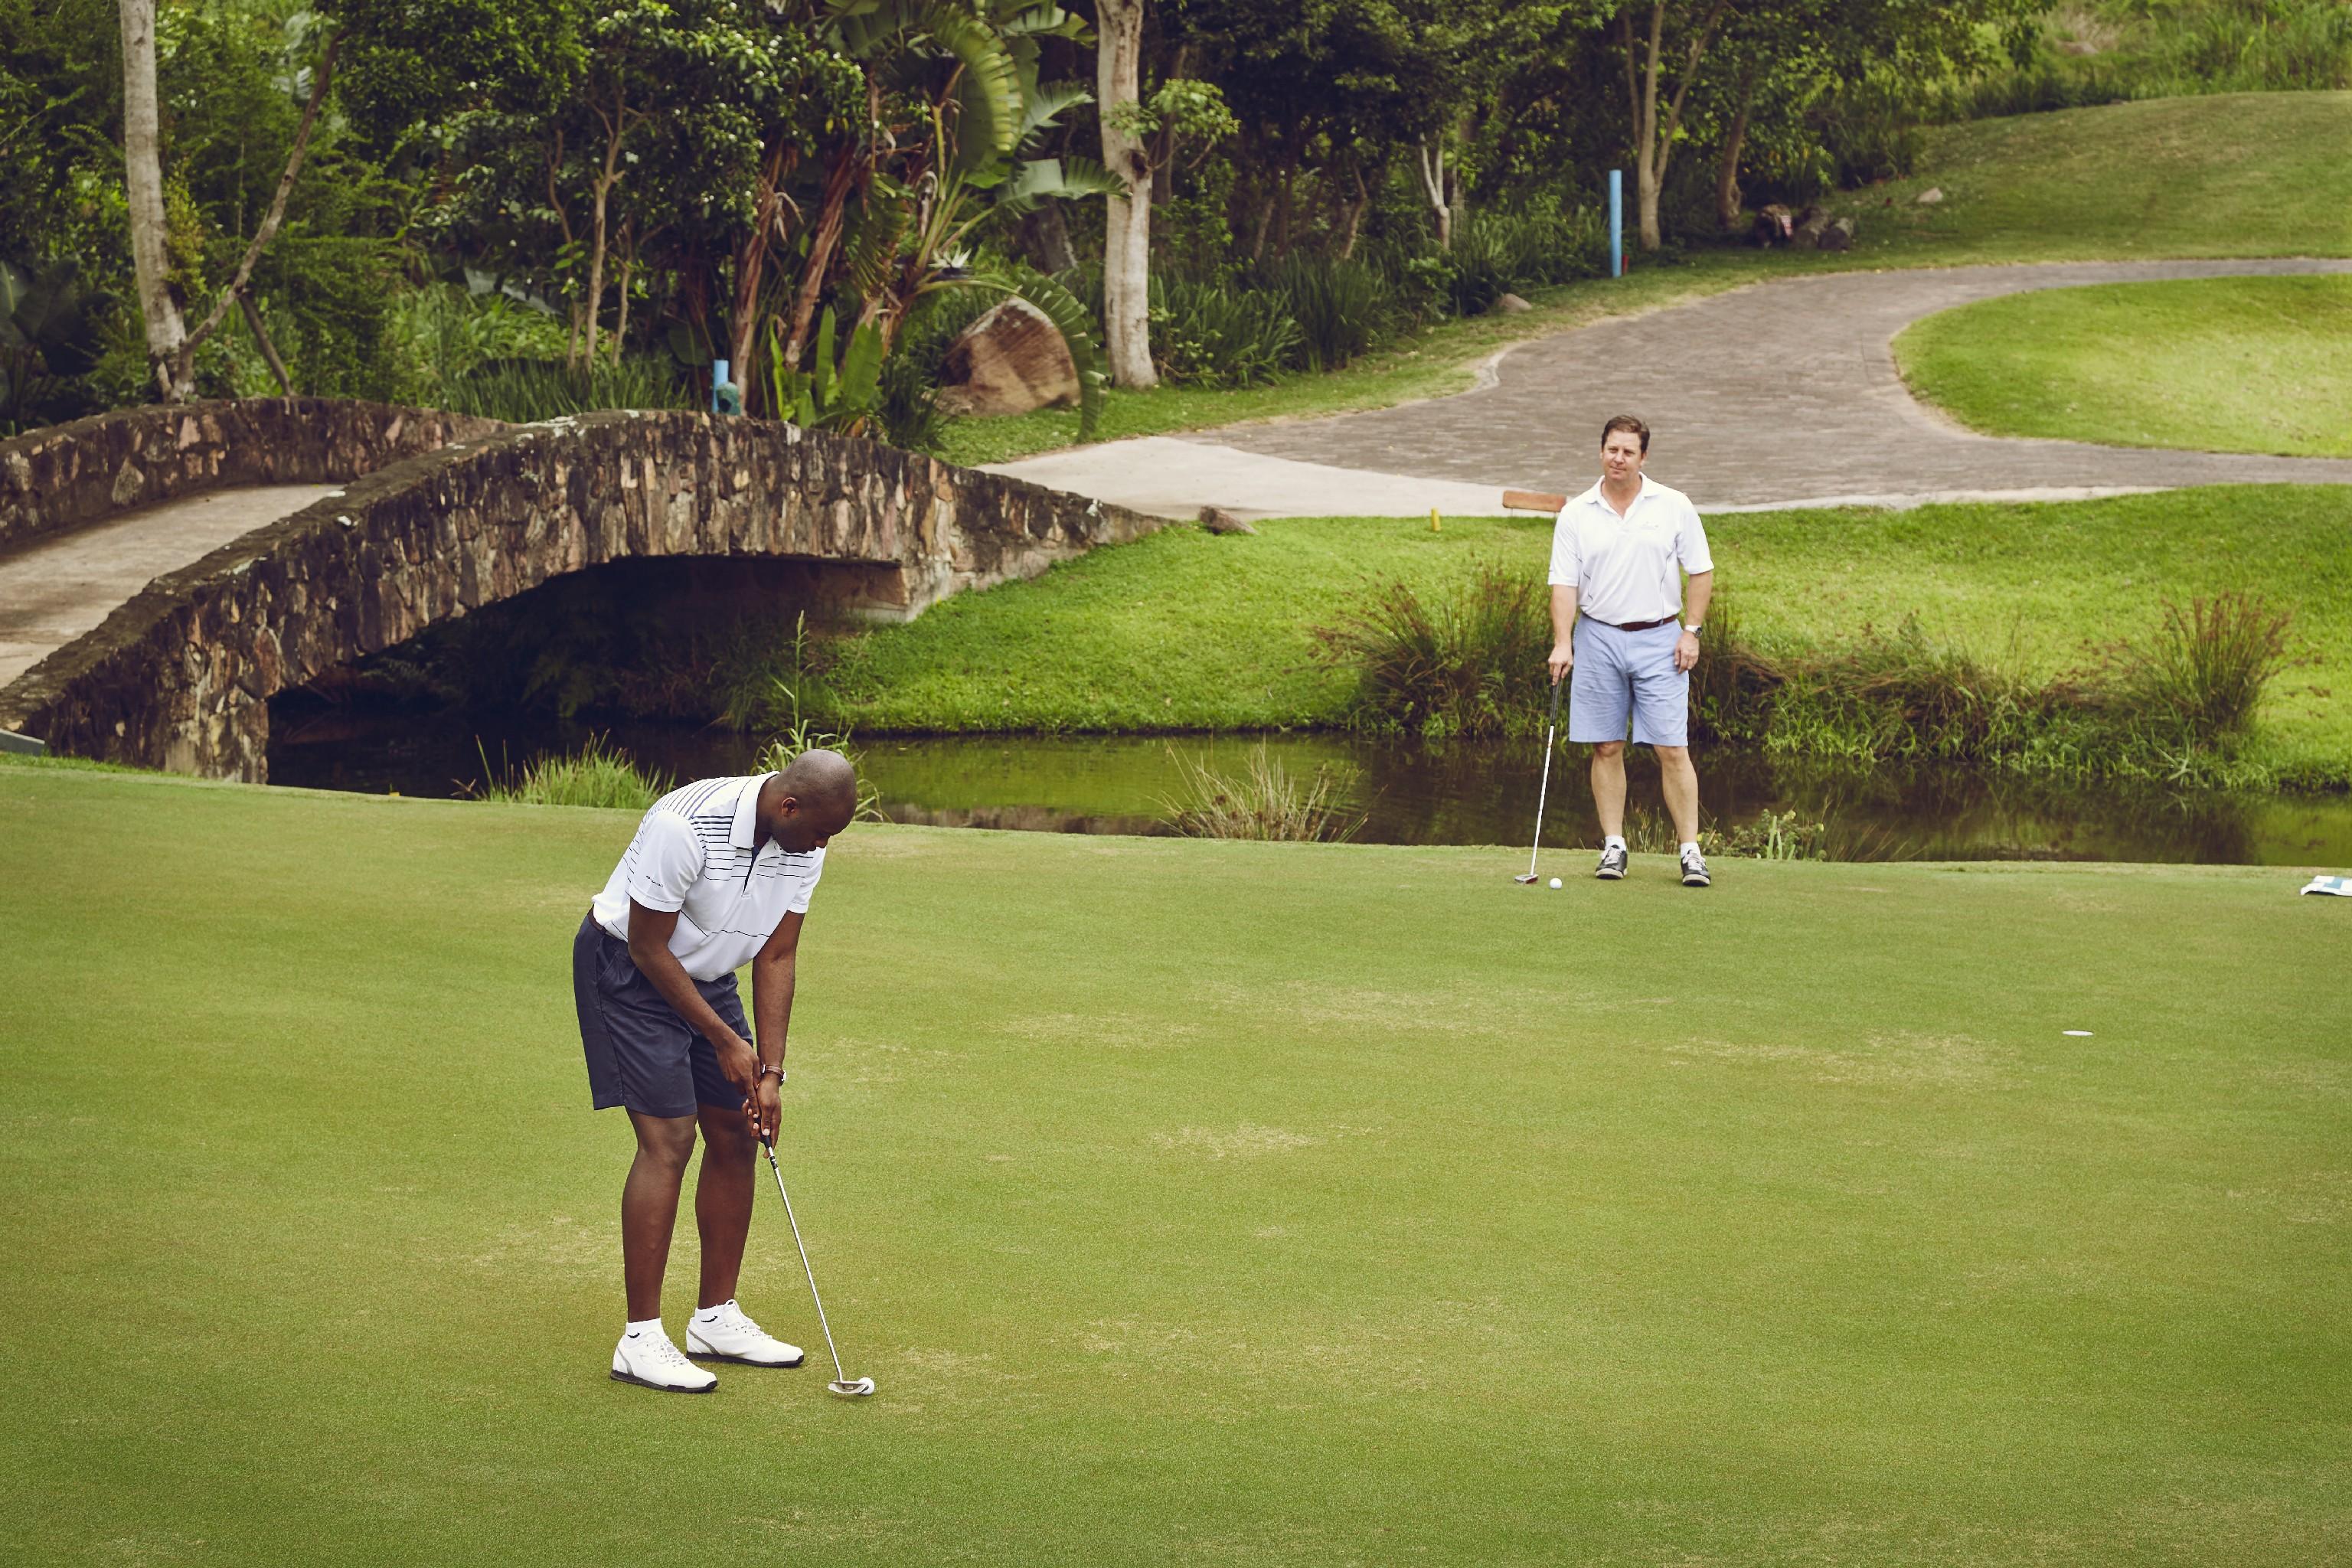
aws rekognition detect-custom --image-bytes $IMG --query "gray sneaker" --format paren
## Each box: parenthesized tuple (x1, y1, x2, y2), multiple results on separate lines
(1595, 844, 1628, 880)
(1680, 846, 1711, 887)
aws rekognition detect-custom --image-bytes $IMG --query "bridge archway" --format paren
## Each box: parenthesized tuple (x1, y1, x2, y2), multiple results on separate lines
(2, 407, 1156, 779)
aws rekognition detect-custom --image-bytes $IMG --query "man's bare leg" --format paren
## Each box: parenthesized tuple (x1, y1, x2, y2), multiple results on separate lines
(693, 1104, 758, 1310)
(1591, 740, 1628, 838)
(1657, 744, 1700, 844)
(622, 1111, 698, 1322)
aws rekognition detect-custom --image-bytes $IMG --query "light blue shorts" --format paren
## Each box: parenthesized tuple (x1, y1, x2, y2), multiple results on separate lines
(1568, 617, 1688, 747)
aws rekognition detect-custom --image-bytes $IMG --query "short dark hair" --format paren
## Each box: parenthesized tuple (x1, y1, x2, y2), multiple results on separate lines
(1601, 414, 1650, 453)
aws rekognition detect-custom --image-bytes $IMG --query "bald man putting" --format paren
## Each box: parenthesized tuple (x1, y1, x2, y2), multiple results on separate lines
(572, 750, 861, 1392)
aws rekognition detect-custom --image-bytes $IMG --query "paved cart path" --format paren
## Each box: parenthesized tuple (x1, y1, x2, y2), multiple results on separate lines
(993, 258, 2352, 518)
(0, 484, 337, 688)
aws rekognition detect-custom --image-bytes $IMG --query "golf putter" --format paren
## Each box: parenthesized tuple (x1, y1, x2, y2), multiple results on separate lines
(758, 1130, 876, 1398)
(1514, 675, 1567, 883)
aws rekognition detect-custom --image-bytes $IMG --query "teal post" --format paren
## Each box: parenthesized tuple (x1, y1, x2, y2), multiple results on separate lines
(711, 358, 742, 416)
(1609, 171, 1622, 278)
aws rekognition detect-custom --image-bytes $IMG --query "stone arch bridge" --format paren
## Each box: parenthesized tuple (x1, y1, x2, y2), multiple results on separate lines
(0, 398, 1158, 781)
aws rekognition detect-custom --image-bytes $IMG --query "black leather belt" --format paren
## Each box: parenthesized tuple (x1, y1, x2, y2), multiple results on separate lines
(1584, 613, 1677, 632)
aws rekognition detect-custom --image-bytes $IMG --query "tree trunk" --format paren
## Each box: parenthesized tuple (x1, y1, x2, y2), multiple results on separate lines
(583, 89, 628, 370)
(1096, 0, 1155, 389)
(729, 141, 791, 395)
(779, 148, 859, 374)
(612, 223, 635, 365)
(1338, 158, 1370, 259)
(119, 0, 190, 400)
(1027, 201, 1078, 274)
(1414, 139, 1451, 251)
(1716, 87, 1753, 231)
(1622, 0, 1731, 253)
(179, 30, 341, 371)
(237, 291, 293, 394)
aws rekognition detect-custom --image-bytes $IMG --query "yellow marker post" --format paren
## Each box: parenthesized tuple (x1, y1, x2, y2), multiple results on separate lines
(1430, 507, 1442, 533)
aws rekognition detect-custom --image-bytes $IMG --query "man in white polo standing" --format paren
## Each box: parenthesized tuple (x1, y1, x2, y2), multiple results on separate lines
(1545, 415, 1716, 886)
(573, 748, 861, 1391)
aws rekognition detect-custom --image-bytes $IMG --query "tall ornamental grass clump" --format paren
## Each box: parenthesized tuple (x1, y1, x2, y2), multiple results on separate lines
(1266, 253, 1393, 371)
(471, 734, 670, 809)
(2117, 591, 2293, 745)
(1160, 745, 1363, 842)
(1311, 562, 1554, 740)
(1151, 276, 1301, 387)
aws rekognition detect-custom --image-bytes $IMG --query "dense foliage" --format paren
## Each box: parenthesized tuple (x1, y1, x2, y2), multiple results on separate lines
(5, 0, 2344, 436)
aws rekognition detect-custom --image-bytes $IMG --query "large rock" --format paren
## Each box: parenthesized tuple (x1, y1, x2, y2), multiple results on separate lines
(936, 299, 1080, 417)
(1789, 205, 1831, 250)
(1818, 216, 1856, 252)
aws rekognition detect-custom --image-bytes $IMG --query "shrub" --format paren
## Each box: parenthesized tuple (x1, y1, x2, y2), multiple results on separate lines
(1312, 561, 1553, 740)
(2116, 591, 2292, 745)
(440, 355, 697, 423)
(1160, 743, 1363, 842)
(471, 733, 669, 809)
(1263, 253, 1393, 371)
(1717, 809, 1829, 861)
(1151, 275, 1300, 387)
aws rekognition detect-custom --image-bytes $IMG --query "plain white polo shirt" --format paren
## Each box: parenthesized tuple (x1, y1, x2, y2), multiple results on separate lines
(590, 774, 825, 982)
(1547, 475, 1714, 625)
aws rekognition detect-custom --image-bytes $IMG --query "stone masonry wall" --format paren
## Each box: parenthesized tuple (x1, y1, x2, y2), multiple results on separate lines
(0, 397, 503, 557)
(2, 409, 1161, 779)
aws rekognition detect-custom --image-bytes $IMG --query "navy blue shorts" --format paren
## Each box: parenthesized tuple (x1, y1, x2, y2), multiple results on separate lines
(573, 913, 749, 1118)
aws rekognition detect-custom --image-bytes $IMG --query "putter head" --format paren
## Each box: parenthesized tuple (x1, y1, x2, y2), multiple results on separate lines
(829, 1377, 876, 1398)
(1512, 873, 1540, 884)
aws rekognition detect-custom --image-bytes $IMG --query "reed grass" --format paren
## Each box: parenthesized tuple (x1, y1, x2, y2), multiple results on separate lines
(1159, 744, 1364, 842)
(1310, 560, 1553, 740)
(468, 733, 669, 809)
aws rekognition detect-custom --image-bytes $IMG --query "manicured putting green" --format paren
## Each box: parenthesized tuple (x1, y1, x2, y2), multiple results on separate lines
(1896, 275, 2352, 457)
(3, 765, 2347, 1564)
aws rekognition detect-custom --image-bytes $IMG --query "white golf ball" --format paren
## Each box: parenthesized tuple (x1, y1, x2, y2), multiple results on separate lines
(1548, 877, 1563, 889)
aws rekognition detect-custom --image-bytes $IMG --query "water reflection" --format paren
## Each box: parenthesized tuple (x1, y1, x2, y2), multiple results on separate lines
(266, 707, 2352, 867)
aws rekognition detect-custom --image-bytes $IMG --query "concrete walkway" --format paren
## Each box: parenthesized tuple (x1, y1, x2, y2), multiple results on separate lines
(0, 483, 337, 687)
(991, 258, 2352, 518)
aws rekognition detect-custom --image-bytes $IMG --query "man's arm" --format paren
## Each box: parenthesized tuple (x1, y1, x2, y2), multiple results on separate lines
(1674, 571, 1713, 672)
(627, 900, 760, 1105)
(1548, 583, 1579, 683)
(744, 911, 805, 1141)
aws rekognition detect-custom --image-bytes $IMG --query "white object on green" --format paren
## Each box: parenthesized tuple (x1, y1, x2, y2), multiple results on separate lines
(1548, 877, 1563, 889)
(2301, 874, 2352, 897)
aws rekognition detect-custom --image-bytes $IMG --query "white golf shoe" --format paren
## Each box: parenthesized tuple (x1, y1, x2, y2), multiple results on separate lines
(686, 1299, 805, 1367)
(611, 1325, 717, 1393)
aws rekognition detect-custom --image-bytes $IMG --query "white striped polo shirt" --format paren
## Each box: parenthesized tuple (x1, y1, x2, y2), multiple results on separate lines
(590, 774, 825, 982)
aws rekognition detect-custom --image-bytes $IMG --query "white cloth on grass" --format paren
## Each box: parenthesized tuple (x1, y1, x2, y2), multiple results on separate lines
(1547, 475, 1713, 626)
(2301, 875, 2352, 897)
(591, 775, 824, 981)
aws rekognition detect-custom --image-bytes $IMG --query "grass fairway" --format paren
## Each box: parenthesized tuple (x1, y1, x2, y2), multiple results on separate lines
(4, 766, 2348, 1565)
(1896, 275, 2352, 457)
(1845, 92, 2352, 266)
(824, 487, 2352, 784)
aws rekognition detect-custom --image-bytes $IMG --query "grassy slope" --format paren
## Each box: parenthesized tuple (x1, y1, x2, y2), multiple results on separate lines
(823, 486, 2352, 779)
(2, 767, 2347, 1566)
(1894, 274, 2352, 457)
(939, 93, 2352, 466)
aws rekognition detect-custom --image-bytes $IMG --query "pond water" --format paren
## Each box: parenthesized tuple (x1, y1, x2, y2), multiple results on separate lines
(266, 708, 2352, 866)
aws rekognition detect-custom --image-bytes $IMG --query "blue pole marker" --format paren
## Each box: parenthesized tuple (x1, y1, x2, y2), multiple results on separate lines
(710, 358, 743, 416)
(1609, 170, 1623, 278)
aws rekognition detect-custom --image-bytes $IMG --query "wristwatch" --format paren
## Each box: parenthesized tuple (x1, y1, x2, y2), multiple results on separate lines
(756, 1063, 786, 1083)
(1682, 622, 1704, 635)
